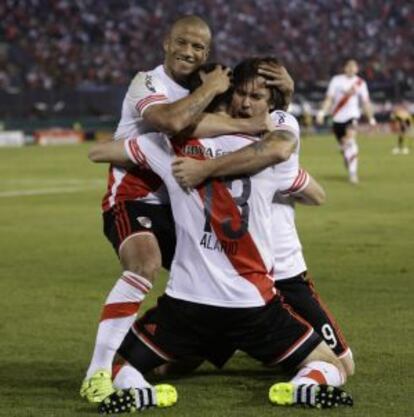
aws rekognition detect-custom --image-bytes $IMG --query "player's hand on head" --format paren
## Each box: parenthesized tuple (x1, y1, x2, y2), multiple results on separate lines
(200, 65, 231, 95)
(172, 157, 209, 189)
(258, 63, 294, 97)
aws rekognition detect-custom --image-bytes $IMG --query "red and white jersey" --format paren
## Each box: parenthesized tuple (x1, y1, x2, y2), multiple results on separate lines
(269, 114, 308, 280)
(271, 168, 309, 281)
(102, 65, 189, 211)
(327, 74, 370, 123)
(124, 123, 300, 308)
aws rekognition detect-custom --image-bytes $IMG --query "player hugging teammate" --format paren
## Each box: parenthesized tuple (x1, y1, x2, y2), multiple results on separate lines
(81, 15, 354, 414)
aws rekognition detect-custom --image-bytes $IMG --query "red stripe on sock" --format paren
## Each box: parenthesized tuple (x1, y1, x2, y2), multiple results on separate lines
(100, 302, 140, 321)
(112, 363, 124, 380)
(304, 369, 327, 384)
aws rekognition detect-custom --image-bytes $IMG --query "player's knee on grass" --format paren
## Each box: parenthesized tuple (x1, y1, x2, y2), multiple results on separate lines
(120, 234, 162, 283)
(300, 341, 347, 384)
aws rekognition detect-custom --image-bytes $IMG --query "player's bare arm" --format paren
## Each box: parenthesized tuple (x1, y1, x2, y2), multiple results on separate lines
(291, 173, 326, 206)
(88, 140, 131, 167)
(172, 129, 296, 188)
(316, 96, 333, 124)
(143, 66, 231, 136)
(187, 110, 274, 138)
(362, 100, 376, 125)
(257, 63, 294, 110)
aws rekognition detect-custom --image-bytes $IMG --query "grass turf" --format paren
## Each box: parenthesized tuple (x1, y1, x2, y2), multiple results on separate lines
(0, 133, 413, 416)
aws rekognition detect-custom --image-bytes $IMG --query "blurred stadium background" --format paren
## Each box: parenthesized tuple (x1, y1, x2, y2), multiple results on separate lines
(0, 0, 412, 143)
(1, 2, 413, 417)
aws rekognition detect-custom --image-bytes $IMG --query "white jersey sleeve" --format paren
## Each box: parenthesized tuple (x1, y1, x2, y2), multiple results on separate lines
(126, 71, 170, 117)
(124, 133, 173, 179)
(270, 110, 300, 141)
(280, 168, 310, 195)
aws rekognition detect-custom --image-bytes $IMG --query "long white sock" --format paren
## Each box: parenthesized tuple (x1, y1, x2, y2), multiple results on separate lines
(113, 363, 151, 389)
(291, 360, 344, 387)
(86, 271, 152, 378)
(343, 138, 359, 178)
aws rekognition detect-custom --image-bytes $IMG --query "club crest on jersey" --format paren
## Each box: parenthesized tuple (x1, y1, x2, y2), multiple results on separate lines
(137, 216, 152, 229)
(145, 75, 156, 93)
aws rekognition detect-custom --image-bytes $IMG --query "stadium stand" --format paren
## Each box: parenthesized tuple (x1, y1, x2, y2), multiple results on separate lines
(0, 0, 412, 121)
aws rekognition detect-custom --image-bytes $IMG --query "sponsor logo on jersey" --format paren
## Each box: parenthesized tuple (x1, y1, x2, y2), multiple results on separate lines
(274, 111, 286, 125)
(183, 145, 231, 159)
(145, 74, 156, 93)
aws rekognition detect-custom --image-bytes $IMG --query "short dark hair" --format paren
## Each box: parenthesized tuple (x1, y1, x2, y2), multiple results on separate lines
(187, 63, 231, 112)
(233, 57, 286, 111)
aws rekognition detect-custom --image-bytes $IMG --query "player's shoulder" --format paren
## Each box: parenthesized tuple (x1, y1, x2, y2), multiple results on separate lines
(128, 65, 166, 94)
(355, 75, 366, 85)
(331, 74, 350, 85)
(270, 110, 300, 135)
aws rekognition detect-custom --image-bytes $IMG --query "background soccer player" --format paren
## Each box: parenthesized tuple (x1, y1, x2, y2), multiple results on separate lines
(390, 104, 412, 155)
(316, 59, 376, 184)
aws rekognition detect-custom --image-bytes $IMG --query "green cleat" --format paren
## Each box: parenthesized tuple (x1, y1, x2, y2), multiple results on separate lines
(269, 382, 295, 405)
(98, 384, 177, 414)
(80, 370, 115, 403)
(155, 384, 178, 408)
(269, 382, 353, 409)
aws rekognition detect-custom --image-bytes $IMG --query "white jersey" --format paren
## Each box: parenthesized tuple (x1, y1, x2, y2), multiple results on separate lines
(269, 113, 308, 280)
(327, 74, 369, 123)
(271, 168, 309, 280)
(124, 112, 300, 308)
(102, 65, 188, 210)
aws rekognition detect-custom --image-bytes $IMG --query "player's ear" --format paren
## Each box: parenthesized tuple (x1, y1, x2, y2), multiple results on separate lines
(163, 35, 170, 53)
(204, 45, 210, 61)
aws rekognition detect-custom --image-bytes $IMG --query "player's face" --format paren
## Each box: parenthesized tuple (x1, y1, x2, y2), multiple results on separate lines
(163, 24, 210, 82)
(344, 60, 358, 77)
(229, 76, 271, 118)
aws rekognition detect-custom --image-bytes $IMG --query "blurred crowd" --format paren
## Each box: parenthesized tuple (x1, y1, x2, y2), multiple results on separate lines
(0, 0, 412, 91)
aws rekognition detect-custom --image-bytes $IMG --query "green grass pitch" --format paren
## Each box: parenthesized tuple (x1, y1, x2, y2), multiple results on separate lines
(0, 133, 413, 417)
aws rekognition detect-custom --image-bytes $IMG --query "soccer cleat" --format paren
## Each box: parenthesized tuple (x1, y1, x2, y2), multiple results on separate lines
(349, 174, 359, 185)
(392, 147, 401, 155)
(269, 382, 353, 409)
(80, 370, 115, 403)
(98, 384, 178, 414)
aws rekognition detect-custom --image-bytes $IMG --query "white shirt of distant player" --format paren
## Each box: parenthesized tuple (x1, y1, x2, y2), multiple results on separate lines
(124, 114, 300, 307)
(269, 111, 307, 280)
(110, 65, 188, 205)
(327, 74, 369, 123)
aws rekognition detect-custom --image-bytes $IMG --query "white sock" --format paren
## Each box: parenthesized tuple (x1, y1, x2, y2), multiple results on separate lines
(291, 360, 344, 387)
(86, 271, 152, 378)
(343, 138, 359, 178)
(113, 363, 151, 389)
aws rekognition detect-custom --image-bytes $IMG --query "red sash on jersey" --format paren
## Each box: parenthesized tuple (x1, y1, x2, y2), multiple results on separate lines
(332, 78, 363, 116)
(172, 138, 275, 304)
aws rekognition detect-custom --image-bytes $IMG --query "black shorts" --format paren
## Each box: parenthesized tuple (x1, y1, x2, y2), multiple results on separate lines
(118, 294, 321, 372)
(103, 201, 176, 270)
(276, 273, 350, 357)
(332, 119, 358, 142)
